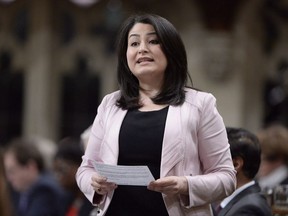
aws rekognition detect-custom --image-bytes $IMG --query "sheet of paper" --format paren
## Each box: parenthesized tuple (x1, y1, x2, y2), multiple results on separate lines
(92, 162, 155, 186)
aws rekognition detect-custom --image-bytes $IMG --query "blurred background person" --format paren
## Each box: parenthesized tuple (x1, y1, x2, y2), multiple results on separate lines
(53, 137, 95, 216)
(0, 148, 13, 216)
(213, 127, 272, 216)
(3, 137, 64, 216)
(256, 124, 288, 191)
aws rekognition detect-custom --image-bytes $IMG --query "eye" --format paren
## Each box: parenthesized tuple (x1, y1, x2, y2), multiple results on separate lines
(149, 39, 160, 45)
(130, 41, 139, 47)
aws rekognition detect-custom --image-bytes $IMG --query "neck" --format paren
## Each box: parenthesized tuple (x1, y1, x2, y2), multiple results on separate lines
(236, 174, 251, 189)
(140, 84, 160, 96)
(138, 90, 168, 111)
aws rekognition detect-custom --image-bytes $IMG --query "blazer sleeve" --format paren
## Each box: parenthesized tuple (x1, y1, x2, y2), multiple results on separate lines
(185, 93, 236, 207)
(75, 94, 108, 205)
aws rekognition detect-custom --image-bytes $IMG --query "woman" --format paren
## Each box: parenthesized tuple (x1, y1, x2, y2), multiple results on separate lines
(76, 13, 236, 216)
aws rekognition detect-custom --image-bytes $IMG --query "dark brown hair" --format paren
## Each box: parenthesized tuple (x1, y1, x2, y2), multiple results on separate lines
(226, 127, 261, 179)
(5, 138, 45, 172)
(116, 13, 192, 109)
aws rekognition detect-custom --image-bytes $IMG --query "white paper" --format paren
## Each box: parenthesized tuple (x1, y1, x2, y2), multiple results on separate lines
(92, 162, 155, 186)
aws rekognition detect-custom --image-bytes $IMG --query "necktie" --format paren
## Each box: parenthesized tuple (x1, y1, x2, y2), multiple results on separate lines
(18, 193, 28, 215)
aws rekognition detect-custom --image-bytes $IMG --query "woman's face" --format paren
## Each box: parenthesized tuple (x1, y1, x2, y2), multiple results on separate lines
(126, 23, 167, 85)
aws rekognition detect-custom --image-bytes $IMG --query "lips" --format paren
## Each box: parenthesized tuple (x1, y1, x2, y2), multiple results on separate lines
(137, 57, 153, 63)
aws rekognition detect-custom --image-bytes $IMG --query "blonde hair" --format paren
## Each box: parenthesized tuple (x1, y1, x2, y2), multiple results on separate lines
(257, 124, 288, 165)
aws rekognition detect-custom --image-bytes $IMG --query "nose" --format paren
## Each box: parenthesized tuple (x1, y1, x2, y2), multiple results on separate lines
(138, 41, 148, 53)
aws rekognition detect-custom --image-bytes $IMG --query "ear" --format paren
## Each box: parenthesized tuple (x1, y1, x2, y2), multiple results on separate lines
(233, 156, 244, 172)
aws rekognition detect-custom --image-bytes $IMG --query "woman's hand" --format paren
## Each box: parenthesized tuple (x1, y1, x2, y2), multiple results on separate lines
(147, 176, 188, 195)
(91, 173, 118, 195)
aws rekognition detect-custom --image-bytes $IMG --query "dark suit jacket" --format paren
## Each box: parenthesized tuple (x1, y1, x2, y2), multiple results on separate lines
(217, 183, 272, 216)
(15, 173, 65, 216)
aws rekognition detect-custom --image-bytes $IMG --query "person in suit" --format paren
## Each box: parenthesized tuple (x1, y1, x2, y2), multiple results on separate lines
(213, 127, 272, 216)
(3, 137, 64, 216)
(76, 13, 236, 216)
(53, 137, 95, 216)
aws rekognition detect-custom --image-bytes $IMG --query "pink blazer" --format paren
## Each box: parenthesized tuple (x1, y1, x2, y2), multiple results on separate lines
(76, 88, 236, 216)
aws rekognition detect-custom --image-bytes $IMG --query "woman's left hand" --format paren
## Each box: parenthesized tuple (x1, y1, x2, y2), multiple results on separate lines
(147, 176, 188, 195)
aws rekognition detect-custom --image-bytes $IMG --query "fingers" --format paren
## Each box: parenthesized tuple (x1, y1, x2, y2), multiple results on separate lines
(91, 174, 118, 195)
(148, 182, 176, 194)
(147, 176, 188, 195)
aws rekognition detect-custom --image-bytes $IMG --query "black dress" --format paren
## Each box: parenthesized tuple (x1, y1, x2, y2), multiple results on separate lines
(105, 106, 169, 216)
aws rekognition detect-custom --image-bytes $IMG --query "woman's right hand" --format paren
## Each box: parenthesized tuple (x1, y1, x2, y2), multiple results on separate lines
(91, 173, 118, 195)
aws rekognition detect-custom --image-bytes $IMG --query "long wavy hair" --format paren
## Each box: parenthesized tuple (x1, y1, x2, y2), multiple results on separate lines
(116, 13, 192, 109)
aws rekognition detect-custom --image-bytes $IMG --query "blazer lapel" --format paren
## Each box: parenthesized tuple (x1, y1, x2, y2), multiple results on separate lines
(161, 105, 185, 177)
(101, 109, 127, 165)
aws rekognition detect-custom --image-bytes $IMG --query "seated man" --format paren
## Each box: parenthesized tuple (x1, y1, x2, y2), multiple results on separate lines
(213, 127, 272, 216)
(3, 138, 64, 216)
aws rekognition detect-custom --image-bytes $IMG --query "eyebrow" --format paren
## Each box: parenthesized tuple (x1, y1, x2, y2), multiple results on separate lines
(128, 31, 157, 39)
